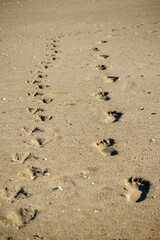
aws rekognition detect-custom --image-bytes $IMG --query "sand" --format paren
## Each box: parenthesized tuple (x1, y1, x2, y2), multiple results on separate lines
(0, 0, 160, 239)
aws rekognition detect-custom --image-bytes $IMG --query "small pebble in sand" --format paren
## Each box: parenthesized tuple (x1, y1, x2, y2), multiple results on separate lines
(150, 138, 155, 142)
(2, 98, 6, 101)
(43, 157, 47, 161)
(140, 107, 144, 110)
(44, 172, 50, 176)
(53, 186, 62, 191)
(33, 234, 44, 239)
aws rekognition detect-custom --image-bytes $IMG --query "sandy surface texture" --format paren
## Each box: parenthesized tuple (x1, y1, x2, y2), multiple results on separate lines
(0, 0, 160, 239)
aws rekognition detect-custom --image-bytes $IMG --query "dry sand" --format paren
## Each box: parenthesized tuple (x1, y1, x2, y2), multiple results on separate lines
(0, 0, 160, 239)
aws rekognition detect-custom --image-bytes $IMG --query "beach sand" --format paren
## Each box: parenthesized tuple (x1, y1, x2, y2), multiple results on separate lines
(0, 0, 160, 239)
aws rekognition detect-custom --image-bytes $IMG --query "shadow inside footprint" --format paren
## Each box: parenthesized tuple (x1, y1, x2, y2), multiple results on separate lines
(124, 177, 151, 203)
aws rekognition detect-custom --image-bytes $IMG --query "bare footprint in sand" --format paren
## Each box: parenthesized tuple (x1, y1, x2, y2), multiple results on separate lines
(18, 207, 38, 228)
(31, 166, 49, 180)
(97, 40, 107, 45)
(23, 127, 44, 135)
(106, 75, 119, 83)
(0, 205, 38, 229)
(95, 92, 110, 101)
(35, 115, 52, 122)
(31, 80, 42, 85)
(105, 111, 122, 123)
(36, 73, 48, 79)
(27, 107, 44, 114)
(13, 208, 38, 228)
(95, 65, 107, 70)
(25, 138, 52, 147)
(42, 98, 53, 104)
(122, 80, 136, 89)
(41, 61, 53, 69)
(99, 54, 109, 59)
(17, 166, 49, 180)
(0, 187, 31, 202)
(124, 177, 150, 202)
(95, 139, 118, 156)
(27, 92, 43, 97)
(36, 84, 50, 90)
(91, 47, 100, 52)
(12, 153, 38, 164)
